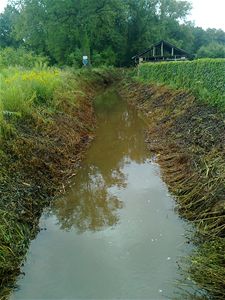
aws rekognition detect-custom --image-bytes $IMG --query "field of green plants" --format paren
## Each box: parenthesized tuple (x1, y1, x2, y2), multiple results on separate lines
(137, 59, 225, 109)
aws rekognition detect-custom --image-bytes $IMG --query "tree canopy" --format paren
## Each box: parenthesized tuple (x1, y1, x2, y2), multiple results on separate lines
(1, 0, 225, 66)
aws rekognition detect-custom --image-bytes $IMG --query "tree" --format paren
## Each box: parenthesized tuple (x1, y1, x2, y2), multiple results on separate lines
(0, 5, 21, 48)
(4, 0, 224, 66)
(197, 42, 225, 58)
(11, 0, 128, 65)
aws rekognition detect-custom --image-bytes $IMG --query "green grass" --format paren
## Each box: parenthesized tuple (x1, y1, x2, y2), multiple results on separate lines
(0, 67, 74, 139)
(1, 67, 62, 108)
(0, 210, 30, 275)
(136, 59, 225, 109)
(185, 238, 225, 299)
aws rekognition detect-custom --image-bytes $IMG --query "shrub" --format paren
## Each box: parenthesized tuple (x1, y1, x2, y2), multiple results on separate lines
(92, 47, 117, 67)
(66, 48, 83, 68)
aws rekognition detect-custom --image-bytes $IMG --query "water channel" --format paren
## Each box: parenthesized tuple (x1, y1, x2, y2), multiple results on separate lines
(11, 90, 191, 299)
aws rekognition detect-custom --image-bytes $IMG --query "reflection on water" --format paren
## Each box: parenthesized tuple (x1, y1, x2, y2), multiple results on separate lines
(52, 165, 124, 233)
(52, 90, 148, 233)
(11, 90, 192, 300)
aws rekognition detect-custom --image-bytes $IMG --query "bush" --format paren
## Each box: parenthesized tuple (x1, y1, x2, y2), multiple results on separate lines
(137, 59, 225, 108)
(92, 47, 117, 67)
(66, 48, 83, 68)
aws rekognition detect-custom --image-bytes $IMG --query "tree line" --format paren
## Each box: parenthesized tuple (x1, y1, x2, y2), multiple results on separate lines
(1, 0, 225, 67)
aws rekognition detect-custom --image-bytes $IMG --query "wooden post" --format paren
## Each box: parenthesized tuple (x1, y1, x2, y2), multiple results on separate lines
(171, 47, 174, 56)
(153, 47, 156, 57)
(161, 41, 164, 57)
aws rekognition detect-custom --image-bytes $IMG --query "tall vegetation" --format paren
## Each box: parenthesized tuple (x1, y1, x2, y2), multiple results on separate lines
(137, 59, 225, 108)
(197, 43, 225, 58)
(3, 0, 225, 66)
(0, 47, 48, 68)
(0, 67, 61, 138)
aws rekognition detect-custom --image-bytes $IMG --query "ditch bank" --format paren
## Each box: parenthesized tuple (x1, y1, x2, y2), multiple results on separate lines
(120, 79, 225, 299)
(0, 69, 117, 299)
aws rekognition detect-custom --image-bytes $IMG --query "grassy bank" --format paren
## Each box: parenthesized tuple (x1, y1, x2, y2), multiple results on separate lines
(0, 66, 115, 299)
(122, 62, 225, 298)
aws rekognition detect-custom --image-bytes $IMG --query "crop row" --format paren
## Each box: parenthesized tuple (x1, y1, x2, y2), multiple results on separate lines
(137, 59, 225, 109)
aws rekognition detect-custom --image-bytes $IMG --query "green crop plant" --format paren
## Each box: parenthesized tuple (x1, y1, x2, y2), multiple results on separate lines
(136, 59, 225, 109)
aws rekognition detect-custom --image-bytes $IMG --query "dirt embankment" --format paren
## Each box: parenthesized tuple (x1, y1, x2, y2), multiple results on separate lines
(0, 70, 117, 299)
(121, 80, 225, 299)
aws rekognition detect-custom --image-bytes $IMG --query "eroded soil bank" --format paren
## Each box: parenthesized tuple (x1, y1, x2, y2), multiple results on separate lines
(0, 70, 117, 299)
(120, 79, 225, 299)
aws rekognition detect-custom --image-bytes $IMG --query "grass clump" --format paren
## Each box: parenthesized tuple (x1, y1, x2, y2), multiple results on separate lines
(187, 238, 225, 299)
(0, 209, 30, 299)
(137, 59, 225, 109)
(0, 210, 30, 278)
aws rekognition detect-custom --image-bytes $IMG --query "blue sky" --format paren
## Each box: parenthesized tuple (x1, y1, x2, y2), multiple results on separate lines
(0, 0, 225, 31)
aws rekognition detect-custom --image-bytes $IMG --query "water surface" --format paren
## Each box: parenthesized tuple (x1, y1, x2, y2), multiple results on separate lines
(12, 90, 190, 299)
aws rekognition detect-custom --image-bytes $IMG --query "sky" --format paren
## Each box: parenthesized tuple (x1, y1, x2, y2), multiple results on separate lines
(0, 0, 225, 31)
(188, 0, 225, 31)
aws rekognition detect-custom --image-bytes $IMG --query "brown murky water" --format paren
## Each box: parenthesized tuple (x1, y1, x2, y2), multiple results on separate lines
(11, 90, 191, 299)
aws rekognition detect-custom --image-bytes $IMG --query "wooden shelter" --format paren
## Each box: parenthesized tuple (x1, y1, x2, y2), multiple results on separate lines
(132, 40, 192, 64)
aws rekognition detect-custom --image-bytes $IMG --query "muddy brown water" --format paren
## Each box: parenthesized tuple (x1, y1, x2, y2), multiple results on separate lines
(11, 90, 192, 300)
